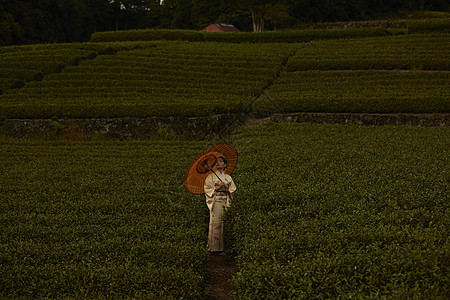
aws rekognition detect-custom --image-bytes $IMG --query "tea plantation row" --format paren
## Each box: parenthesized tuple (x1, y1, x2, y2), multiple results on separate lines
(0, 33, 448, 118)
(228, 123, 449, 298)
(287, 33, 449, 71)
(1, 124, 448, 298)
(0, 43, 114, 92)
(0, 140, 210, 298)
(256, 70, 449, 115)
(0, 41, 295, 118)
(256, 33, 449, 114)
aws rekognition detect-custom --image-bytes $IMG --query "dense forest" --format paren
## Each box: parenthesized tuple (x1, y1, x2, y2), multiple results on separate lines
(1, 0, 448, 45)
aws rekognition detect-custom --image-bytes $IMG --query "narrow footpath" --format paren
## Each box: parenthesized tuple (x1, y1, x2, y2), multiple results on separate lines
(204, 254, 237, 300)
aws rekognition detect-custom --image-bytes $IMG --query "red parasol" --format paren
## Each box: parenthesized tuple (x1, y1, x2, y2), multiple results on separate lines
(184, 144, 238, 194)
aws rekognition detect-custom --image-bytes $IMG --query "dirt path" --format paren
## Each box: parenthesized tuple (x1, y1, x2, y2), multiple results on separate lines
(204, 254, 237, 300)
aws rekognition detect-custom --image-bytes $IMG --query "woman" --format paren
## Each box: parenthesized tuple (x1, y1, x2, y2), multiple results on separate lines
(204, 156, 236, 255)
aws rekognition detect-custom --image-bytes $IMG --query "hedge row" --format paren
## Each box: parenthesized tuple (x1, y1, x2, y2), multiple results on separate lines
(91, 27, 392, 43)
(229, 123, 449, 299)
(90, 29, 204, 42)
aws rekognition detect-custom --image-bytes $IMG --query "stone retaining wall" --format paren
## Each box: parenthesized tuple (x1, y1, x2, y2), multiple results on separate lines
(0, 114, 244, 140)
(269, 113, 450, 127)
(0, 113, 448, 140)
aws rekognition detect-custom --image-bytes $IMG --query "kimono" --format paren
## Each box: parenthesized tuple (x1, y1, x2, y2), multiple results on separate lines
(204, 171, 236, 252)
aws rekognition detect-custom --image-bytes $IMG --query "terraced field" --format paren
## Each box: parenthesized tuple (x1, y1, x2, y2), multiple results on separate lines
(0, 33, 448, 118)
(1, 124, 448, 298)
(0, 28, 449, 298)
(255, 33, 450, 115)
(1, 141, 210, 298)
(0, 43, 111, 92)
(0, 42, 296, 118)
(230, 123, 449, 298)
(256, 70, 449, 115)
(287, 34, 449, 71)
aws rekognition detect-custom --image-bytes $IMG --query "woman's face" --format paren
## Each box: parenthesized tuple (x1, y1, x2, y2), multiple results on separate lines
(216, 158, 226, 170)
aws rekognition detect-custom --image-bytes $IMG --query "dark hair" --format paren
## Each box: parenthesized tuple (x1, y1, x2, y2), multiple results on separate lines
(218, 156, 227, 169)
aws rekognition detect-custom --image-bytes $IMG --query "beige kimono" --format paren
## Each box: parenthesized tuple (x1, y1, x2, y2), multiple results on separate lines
(204, 171, 236, 252)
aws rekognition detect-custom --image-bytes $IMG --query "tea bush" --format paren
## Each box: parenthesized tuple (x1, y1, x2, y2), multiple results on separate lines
(0, 43, 113, 92)
(287, 34, 450, 71)
(255, 70, 450, 115)
(252, 33, 450, 115)
(228, 123, 449, 299)
(0, 140, 210, 298)
(408, 19, 450, 34)
(0, 33, 448, 118)
(91, 29, 204, 42)
(0, 41, 295, 118)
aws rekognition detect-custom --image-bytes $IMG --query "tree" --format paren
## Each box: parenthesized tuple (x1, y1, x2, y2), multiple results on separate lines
(144, 0, 162, 28)
(110, 0, 149, 30)
(191, 0, 221, 29)
(246, 0, 273, 32)
(86, 0, 115, 32)
(221, 0, 272, 32)
(47, 0, 94, 42)
(227, 0, 298, 32)
(0, 1, 22, 45)
(159, 0, 176, 28)
(172, 0, 193, 28)
(1, 0, 449, 45)
(264, 3, 294, 30)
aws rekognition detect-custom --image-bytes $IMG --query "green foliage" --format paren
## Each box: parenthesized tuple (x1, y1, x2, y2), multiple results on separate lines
(0, 140, 210, 298)
(0, 78, 22, 91)
(255, 70, 450, 115)
(228, 123, 449, 299)
(250, 33, 450, 115)
(1, 124, 449, 298)
(2, 0, 448, 45)
(408, 18, 450, 34)
(0, 33, 448, 118)
(0, 41, 295, 118)
(0, 43, 113, 92)
(286, 34, 450, 71)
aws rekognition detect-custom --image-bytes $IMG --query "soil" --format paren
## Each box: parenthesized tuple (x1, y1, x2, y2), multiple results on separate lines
(204, 254, 237, 300)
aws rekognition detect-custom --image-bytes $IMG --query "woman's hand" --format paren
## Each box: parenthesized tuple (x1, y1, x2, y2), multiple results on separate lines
(215, 182, 228, 192)
(219, 182, 229, 190)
